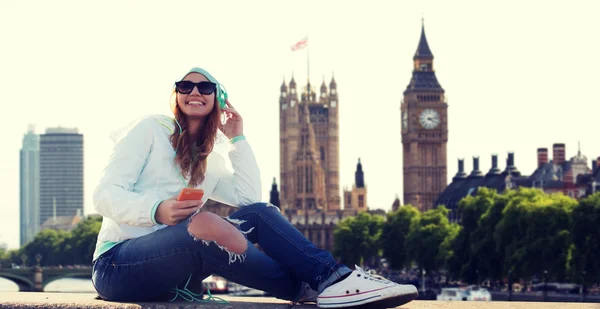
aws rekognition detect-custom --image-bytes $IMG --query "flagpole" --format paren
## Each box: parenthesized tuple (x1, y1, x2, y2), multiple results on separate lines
(307, 33, 310, 85)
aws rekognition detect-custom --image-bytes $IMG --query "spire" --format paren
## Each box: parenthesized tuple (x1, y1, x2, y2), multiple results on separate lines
(297, 101, 319, 162)
(414, 19, 433, 59)
(329, 73, 337, 89)
(392, 194, 401, 211)
(405, 21, 443, 92)
(320, 77, 327, 93)
(281, 76, 287, 92)
(269, 177, 280, 207)
(289, 73, 296, 88)
(355, 158, 364, 188)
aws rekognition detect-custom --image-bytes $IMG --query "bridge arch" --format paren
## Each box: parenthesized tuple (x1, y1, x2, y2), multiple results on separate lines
(0, 273, 35, 291)
(43, 272, 93, 291)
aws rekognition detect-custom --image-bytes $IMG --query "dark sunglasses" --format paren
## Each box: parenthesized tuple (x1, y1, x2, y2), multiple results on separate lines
(175, 81, 217, 95)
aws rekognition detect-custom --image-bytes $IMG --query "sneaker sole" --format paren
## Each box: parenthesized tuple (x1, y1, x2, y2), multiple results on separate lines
(318, 291, 418, 309)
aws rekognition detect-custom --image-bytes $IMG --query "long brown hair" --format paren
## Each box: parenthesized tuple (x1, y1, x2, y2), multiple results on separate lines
(169, 91, 221, 187)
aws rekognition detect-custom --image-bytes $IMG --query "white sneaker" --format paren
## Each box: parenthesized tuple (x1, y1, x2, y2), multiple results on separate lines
(296, 282, 318, 303)
(317, 265, 418, 308)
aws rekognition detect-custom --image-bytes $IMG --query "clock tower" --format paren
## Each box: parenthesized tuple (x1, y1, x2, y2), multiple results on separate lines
(401, 22, 448, 211)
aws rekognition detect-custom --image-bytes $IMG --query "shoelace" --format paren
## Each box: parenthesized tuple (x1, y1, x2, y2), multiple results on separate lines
(169, 273, 229, 304)
(361, 272, 393, 285)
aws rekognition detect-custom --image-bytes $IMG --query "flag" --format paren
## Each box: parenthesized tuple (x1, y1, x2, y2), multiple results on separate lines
(290, 37, 308, 51)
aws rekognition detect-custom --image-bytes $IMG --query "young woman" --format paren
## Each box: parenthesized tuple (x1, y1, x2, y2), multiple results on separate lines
(91, 67, 418, 308)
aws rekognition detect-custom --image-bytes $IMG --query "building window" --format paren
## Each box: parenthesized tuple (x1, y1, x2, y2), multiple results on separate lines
(320, 146, 325, 161)
(306, 166, 313, 193)
(297, 166, 303, 193)
(358, 195, 364, 208)
(419, 64, 428, 71)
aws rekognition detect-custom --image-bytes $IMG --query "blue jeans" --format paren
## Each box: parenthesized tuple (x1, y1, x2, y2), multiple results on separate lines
(92, 202, 352, 302)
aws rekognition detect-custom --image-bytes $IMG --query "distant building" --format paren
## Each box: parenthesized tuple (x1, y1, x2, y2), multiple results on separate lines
(436, 143, 599, 223)
(580, 158, 600, 195)
(39, 127, 84, 228)
(342, 158, 368, 213)
(269, 158, 369, 251)
(40, 210, 82, 232)
(519, 144, 591, 199)
(391, 195, 401, 212)
(20, 125, 40, 247)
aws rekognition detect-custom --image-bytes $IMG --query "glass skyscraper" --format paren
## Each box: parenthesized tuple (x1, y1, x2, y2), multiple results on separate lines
(39, 127, 84, 227)
(19, 125, 40, 247)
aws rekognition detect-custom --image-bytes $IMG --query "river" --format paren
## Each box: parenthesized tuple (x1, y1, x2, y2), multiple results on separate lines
(0, 277, 95, 292)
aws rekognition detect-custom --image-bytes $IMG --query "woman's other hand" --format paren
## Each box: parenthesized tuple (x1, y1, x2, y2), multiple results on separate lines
(219, 100, 243, 139)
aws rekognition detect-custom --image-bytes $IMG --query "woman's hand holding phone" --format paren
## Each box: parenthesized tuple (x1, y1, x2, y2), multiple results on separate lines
(155, 194, 203, 226)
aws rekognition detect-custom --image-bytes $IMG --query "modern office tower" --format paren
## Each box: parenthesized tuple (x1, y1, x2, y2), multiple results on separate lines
(19, 125, 40, 247)
(39, 127, 84, 228)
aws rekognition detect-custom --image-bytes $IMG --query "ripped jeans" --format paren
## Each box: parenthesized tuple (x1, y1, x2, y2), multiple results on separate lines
(92, 202, 352, 302)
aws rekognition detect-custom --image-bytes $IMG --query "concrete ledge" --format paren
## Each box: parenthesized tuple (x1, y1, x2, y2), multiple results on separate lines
(0, 292, 598, 309)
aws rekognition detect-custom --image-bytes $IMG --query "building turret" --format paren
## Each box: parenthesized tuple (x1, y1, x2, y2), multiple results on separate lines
(355, 158, 365, 188)
(270, 177, 281, 207)
(280, 77, 287, 92)
(392, 194, 401, 212)
(329, 74, 337, 90)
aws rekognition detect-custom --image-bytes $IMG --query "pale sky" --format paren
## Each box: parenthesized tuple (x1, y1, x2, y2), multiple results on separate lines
(1, 0, 599, 249)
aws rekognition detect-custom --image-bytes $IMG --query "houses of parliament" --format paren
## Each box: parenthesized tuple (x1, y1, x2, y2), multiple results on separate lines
(267, 23, 449, 250)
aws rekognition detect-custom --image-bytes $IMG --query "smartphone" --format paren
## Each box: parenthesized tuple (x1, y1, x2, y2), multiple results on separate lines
(177, 188, 205, 201)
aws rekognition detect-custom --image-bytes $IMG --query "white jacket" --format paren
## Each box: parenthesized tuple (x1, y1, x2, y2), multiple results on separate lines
(93, 114, 262, 246)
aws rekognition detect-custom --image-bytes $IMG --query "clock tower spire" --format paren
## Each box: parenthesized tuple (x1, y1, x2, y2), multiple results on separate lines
(401, 21, 448, 211)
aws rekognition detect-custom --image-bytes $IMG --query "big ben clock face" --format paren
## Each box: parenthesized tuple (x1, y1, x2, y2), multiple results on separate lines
(419, 109, 440, 129)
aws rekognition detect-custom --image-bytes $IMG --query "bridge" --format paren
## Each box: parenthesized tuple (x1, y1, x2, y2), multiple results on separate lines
(0, 266, 92, 292)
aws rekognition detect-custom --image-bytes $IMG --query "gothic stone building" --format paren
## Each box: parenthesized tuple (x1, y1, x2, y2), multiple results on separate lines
(401, 23, 449, 212)
(273, 76, 368, 251)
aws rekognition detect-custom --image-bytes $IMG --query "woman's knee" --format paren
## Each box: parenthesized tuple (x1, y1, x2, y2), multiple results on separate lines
(187, 211, 222, 241)
(187, 211, 247, 254)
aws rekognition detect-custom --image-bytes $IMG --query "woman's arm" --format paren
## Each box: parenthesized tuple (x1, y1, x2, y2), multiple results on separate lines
(210, 138, 262, 206)
(93, 117, 162, 226)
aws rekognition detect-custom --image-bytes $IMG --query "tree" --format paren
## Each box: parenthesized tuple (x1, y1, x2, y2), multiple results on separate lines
(405, 206, 457, 275)
(68, 216, 102, 264)
(470, 189, 511, 282)
(22, 229, 70, 266)
(18, 215, 102, 266)
(333, 212, 384, 267)
(495, 188, 576, 282)
(381, 205, 420, 270)
(446, 188, 499, 283)
(568, 192, 600, 285)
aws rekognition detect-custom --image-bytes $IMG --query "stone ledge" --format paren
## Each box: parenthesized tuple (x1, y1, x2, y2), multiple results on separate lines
(0, 293, 597, 309)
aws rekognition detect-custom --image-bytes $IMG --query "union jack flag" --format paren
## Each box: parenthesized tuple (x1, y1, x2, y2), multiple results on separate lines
(290, 37, 308, 51)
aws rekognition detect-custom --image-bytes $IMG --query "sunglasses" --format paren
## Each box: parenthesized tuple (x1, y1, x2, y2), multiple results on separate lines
(175, 81, 217, 95)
